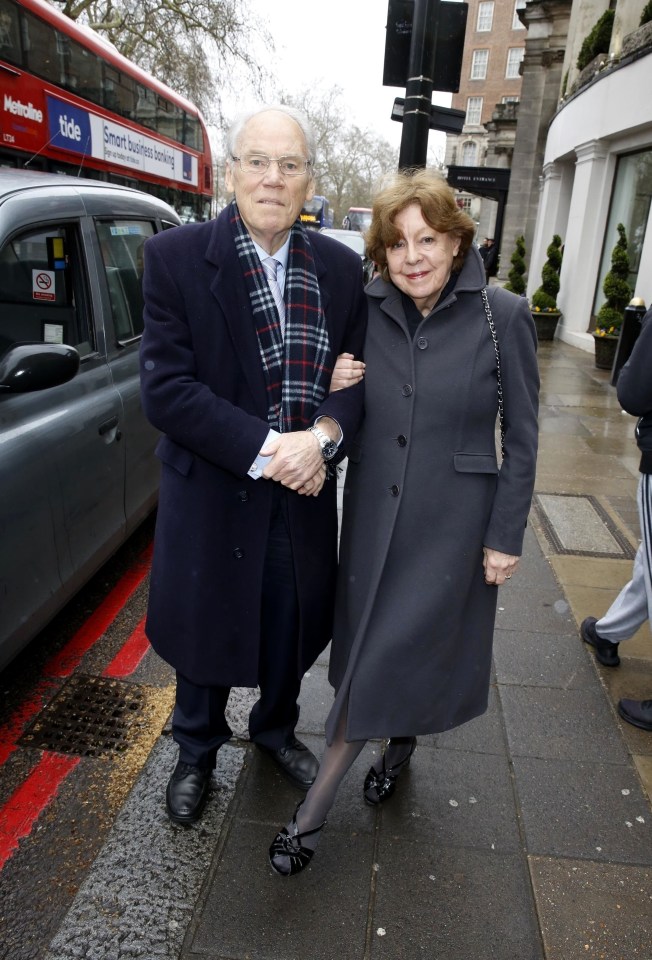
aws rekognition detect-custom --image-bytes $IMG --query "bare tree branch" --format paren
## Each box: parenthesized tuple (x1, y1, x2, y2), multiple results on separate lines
(48, 0, 272, 119)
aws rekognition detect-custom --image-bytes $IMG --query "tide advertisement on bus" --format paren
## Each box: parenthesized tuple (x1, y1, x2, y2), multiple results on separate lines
(45, 96, 198, 186)
(1, 77, 197, 188)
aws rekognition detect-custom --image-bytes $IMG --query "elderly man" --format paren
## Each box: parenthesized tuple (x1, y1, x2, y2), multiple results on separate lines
(140, 105, 366, 824)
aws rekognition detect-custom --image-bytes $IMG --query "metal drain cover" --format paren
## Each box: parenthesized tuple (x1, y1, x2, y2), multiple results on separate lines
(20, 674, 148, 757)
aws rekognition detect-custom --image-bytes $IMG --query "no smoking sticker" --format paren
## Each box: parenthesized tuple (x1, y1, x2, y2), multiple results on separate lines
(32, 269, 56, 301)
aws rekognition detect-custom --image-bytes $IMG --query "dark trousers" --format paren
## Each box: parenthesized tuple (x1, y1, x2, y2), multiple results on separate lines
(172, 485, 301, 770)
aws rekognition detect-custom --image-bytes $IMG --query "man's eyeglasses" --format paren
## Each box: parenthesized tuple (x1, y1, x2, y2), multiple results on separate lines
(231, 154, 312, 177)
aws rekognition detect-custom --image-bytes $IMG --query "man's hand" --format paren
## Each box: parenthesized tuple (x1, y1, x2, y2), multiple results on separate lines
(261, 431, 323, 490)
(329, 352, 365, 392)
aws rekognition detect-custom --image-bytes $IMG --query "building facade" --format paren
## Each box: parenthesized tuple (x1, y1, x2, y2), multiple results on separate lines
(525, 0, 652, 351)
(445, 0, 527, 238)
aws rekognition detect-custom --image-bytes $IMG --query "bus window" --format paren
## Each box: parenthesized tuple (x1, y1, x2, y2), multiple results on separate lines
(0, 0, 21, 64)
(103, 64, 136, 120)
(135, 83, 157, 133)
(62, 36, 102, 103)
(21, 8, 60, 81)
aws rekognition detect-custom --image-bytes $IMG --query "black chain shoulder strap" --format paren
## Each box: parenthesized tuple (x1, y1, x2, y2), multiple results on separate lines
(481, 287, 505, 458)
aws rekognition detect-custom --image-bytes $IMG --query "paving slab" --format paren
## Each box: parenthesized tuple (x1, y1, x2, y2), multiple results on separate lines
(529, 856, 652, 959)
(493, 627, 598, 689)
(434, 684, 508, 755)
(371, 840, 544, 960)
(186, 818, 376, 960)
(380, 745, 521, 853)
(512, 756, 652, 863)
(499, 685, 629, 763)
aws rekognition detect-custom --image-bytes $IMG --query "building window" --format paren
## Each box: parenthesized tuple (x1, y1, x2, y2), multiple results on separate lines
(466, 97, 483, 125)
(506, 48, 524, 78)
(513, 0, 526, 30)
(592, 148, 652, 319)
(456, 195, 473, 214)
(477, 2, 494, 31)
(471, 49, 489, 80)
(502, 96, 519, 104)
(461, 141, 478, 166)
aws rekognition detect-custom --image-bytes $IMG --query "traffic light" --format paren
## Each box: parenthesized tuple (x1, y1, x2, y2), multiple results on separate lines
(383, 0, 468, 92)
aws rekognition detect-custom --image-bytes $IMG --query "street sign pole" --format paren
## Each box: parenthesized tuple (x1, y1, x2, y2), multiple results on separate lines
(398, 0, 441, 170)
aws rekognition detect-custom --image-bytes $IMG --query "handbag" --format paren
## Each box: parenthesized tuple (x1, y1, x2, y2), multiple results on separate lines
(481, 287, 505, 457)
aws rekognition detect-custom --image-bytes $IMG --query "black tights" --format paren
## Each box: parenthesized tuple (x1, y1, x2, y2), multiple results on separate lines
(291, 704, 415, 851)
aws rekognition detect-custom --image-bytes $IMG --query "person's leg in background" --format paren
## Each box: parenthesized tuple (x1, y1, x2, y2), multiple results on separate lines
(581, 474, 651, 668)
(617, 473, 652, 730)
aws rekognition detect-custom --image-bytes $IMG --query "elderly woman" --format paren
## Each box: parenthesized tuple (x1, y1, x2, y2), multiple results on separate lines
(269, 169, 540, 876)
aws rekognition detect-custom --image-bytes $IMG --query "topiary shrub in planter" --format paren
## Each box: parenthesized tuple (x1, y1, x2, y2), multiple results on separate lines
(577, 10, 615, 71)
(504, 235, 526, 295)
(530, 235, 562, 340)
(641, 1, 652, 27)
(593, 223, 632, 369)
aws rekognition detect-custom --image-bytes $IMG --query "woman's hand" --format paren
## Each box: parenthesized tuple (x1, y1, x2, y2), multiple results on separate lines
(329, 353, 365, 393)
(483, 548, 519, 586)
(297, 463, 326, 497)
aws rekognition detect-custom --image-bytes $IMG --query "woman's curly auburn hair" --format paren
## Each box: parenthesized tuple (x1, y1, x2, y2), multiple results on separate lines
(366, 168, 476, 279)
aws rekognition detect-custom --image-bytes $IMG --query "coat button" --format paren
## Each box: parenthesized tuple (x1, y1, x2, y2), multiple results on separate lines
(390, 484, 400, 496)
(397, 435, 407, 447)
(237, 490, 249, 502)
(233, 547, 244, 559)
(417, 336, 428, 349)
(402, 384, 413, 397)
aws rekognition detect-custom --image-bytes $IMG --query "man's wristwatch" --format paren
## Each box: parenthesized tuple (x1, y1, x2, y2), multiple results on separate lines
(308, 425, 338, 461)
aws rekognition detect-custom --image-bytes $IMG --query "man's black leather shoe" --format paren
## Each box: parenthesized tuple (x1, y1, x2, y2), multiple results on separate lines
(257, 737, 319, 791)
(165, 760, 211, 824)
(618, 698, 652, 731)
(580, 616, 620, 667)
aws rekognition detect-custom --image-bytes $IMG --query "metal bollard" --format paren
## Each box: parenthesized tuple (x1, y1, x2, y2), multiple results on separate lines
(611, 297, 647, 385)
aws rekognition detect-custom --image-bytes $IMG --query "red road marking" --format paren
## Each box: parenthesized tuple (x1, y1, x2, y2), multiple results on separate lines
(0, 544, 153, 871)
(103, 617, 150, 678)
(0, 753, 80, 869)
(44, 545, 152, 678)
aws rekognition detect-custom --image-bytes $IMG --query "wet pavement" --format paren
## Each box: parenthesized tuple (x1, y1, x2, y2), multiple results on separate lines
(44, 339, 652, 959)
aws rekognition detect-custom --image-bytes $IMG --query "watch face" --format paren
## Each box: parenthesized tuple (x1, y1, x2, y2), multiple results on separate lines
(323, 440, 338, 460)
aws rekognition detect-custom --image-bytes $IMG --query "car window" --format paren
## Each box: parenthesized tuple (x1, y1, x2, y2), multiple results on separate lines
(96, 219, 155, 341)
(0, 223, 92, 357)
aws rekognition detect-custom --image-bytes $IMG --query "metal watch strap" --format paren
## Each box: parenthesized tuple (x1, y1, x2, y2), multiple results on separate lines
(309, 425, 337, 460)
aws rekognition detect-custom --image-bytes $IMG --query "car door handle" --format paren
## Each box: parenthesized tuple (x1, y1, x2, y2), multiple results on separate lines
(98, 415, 119, 436)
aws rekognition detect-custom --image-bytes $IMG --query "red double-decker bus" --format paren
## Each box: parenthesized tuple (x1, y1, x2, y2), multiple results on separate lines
(0, 0, 213, 221)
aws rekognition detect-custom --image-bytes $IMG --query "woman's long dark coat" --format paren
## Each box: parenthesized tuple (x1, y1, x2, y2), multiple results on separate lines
(139, 209, 366, 688)
(327, 247, 539, 743)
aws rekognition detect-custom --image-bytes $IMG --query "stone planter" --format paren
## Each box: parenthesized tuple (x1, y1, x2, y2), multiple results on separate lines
(593, 333, 619, 370)
(532, 310, 560, 341)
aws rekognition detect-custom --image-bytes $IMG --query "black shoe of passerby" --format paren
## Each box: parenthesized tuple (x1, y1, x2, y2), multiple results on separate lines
(165, 760, 211, 824)
(618, 698, 652, 731)
(580, 616, 620, 667)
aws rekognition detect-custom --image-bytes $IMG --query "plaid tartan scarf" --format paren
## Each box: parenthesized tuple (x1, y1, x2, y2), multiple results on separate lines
(229, 201, 332, 432)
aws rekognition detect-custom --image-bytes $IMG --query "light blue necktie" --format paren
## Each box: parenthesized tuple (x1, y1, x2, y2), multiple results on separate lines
(262, 257, 285, 337)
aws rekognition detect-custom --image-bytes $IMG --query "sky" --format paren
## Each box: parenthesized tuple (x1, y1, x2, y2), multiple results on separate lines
(217, 0, 452, 156)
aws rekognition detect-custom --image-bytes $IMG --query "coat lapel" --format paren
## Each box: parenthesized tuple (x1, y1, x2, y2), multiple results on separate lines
(205, 212, 268, 413)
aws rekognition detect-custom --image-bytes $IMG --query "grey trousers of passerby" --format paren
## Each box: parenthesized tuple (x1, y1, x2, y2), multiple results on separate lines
(597, 474, 652, 641)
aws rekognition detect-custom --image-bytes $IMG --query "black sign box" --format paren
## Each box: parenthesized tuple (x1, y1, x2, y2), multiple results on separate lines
(383, 0, 469, 93)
